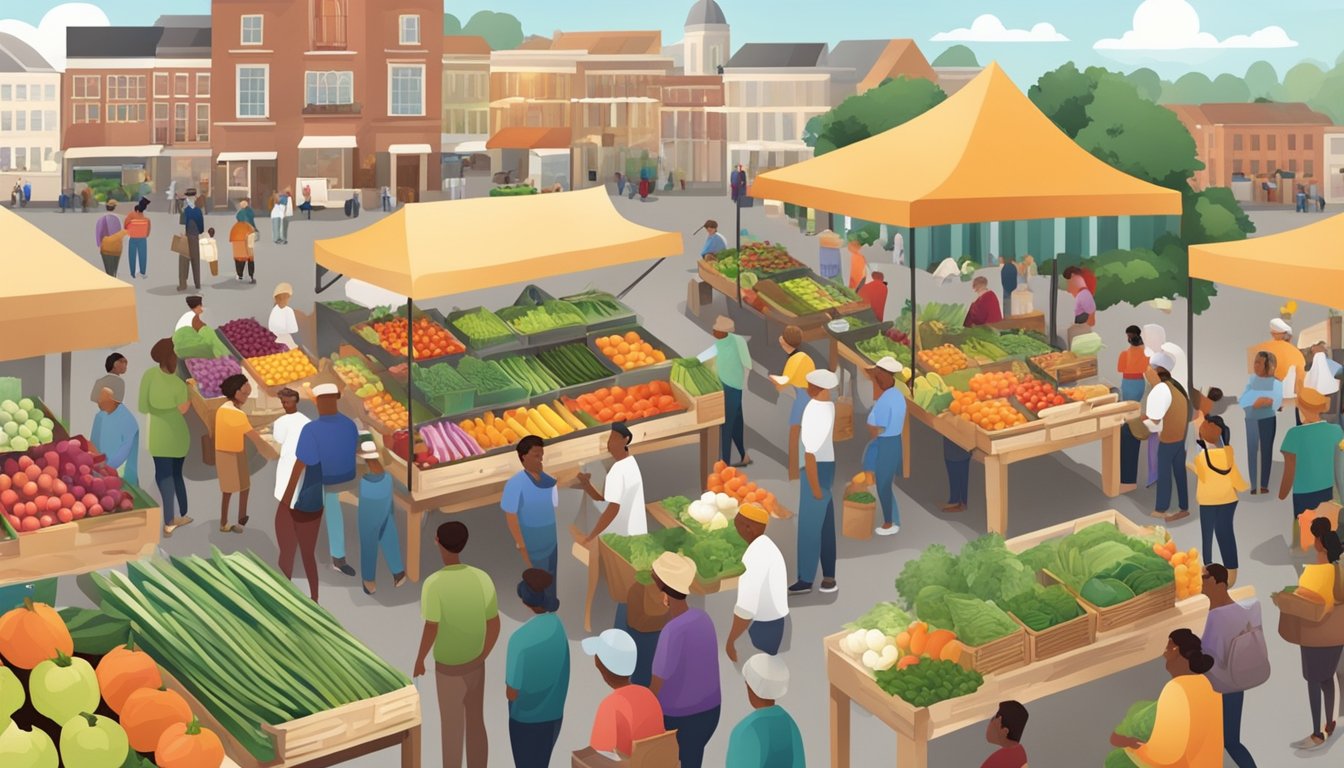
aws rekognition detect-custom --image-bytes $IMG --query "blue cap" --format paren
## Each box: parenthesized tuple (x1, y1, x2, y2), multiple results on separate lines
(581, 629, 638, 677)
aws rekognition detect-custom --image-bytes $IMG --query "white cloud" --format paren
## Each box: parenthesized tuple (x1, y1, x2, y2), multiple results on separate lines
(931, 14, 1068, 43)
(0, 3, 111, 71)
(1095, 0, 1298, 50)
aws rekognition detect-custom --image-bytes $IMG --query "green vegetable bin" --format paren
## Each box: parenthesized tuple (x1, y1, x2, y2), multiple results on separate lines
(496, 303, 587, 348)
(446, 306, 523, 354)
(559, 289, 637, 332)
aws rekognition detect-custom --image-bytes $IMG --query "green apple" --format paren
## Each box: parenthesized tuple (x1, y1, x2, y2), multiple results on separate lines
(0, 666, 24, 726)
(30, 652, 99, 727)
(60, 713, 128, 768)
(0, 721, 58, 768)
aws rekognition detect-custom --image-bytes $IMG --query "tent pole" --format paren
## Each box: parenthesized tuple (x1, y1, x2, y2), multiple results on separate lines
(910, 229, 917, 358)
(405, 298, 413, 490)
(735, 197, 743, 306)
(61, 352, 71, 423)
(1187, 275, 1195, 392)
(1050, 255, 1061, 348)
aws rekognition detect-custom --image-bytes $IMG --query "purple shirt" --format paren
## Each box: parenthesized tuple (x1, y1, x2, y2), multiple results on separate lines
(1201, 598, 1260, 693)
(651, 608, 721, 716)
(95, 213, 121, 247)
(1073, 288, 1096, 318)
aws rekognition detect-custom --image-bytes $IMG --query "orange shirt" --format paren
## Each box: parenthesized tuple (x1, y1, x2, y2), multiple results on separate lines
(1118, 347, 1149, 379)
(214, 402, 252, 453)
(847, 243, 868, 291)
(1126, 675, 1222, 768)
(590, 685, 665, 757)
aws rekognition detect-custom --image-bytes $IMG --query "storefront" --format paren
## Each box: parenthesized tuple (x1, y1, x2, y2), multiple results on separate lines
(387, 143, 432, 203)
(297, 135, 357, 207)
(62, 145, 163, 203)
(214, 150, 277, 209)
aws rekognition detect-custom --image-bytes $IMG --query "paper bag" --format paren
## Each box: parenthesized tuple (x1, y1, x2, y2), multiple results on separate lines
(99, 230, 125, 257)
(833, 396, 854, 442)
(170, 234, 189, 256)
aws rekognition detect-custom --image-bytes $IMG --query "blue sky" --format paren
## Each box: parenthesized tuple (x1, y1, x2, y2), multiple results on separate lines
(6, 0, 1343, 84)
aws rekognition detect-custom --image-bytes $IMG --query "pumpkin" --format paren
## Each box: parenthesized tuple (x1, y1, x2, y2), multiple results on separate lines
(156, 717, 225, 768)
(121, 687, 192, 752)
(96, 643, 162, 714)
(0, 598, 73, 670)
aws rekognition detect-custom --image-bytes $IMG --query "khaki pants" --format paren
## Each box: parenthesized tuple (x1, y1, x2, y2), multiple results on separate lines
(436, 659, 487, 768)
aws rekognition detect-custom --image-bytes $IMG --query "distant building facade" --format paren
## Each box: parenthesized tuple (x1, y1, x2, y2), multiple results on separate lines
(1326, 127, 1344, 205)
(719, 42, 834, 179)
(0, 32, 60, 199)
(440, 35, 491, 179)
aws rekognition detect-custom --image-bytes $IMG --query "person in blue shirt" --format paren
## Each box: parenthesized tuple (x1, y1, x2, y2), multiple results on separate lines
(356, 440, 406, 595)
(505, 568, 569, 768)
(179, 188, 205, 292)
(279, 383, 360, 576)
(725, 653, 805, 768)
(866, 357, 907, 536)
(700, 219, 727, 258)
(1000, 255, 1019, 319)
(502, 436, 560, 604)
(943, 437, 972, 513)
(91, 386, 140, 487)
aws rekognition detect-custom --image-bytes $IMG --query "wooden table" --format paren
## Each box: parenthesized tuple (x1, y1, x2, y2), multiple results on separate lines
(830, 338, 1137, 535)
(827, 587, 1253, 768)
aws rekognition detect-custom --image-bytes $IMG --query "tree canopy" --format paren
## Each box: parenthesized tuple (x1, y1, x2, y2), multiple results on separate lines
(445, 10, 524, 50)
(802, 76, 946, 155)
(932, 45, 979, 67)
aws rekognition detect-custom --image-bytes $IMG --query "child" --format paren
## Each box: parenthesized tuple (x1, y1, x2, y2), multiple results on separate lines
(356, 440, 406, 594)
(199, 227, 219, 277)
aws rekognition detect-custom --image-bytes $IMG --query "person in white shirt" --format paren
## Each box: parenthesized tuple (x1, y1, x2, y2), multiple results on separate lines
(1142, 323, 1187, 488)
(174, 295, 204, 331)
(1144, 352, 1191, 522)
(725, 502, 788, 660)
(574, 423, 647, 544)
(199, 227, 219, 277)
(270, 387, 310, 501)
(268, 282, 300, 349)
(791, 369, 839, 596)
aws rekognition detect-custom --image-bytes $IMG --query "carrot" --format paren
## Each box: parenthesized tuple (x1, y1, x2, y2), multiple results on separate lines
(895, 631, 911, 652)
(897, 655, 921, 670)
(909, 623, 929, 656)
(923, 629, 957, 660)
(939, 640, 964, 664)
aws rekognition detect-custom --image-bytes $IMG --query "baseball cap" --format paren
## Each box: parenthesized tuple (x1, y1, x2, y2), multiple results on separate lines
(581, 629, 638, 677)
(871, 356, 904, 375)
(806, 369, 839, 390)
(311, 383, 339, 397)
(1270, 318, 1292, 334)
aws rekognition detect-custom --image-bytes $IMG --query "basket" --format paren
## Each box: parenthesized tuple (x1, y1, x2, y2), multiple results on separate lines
(1272, 589, 1329, 623)
(1007, 572, 1098, 662)
(444, 306, 523, 354)
(841, 482, 876, 540)
(961, 627, 1029, 675)
(1047, 569, 1177, 634)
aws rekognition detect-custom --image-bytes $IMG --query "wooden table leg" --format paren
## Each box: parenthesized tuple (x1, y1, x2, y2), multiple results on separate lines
(401, 725, 421, 768)
(406, 507, 424, 583)
(830, 684, 851, 768)
(829, 339, 840, 370)
(584, 540, 600, 633)
(1100, 428, 1121, 497)
(984, 454, 1008, 534)
(896, 732, 929, 768)
(699, 426, 713, 489)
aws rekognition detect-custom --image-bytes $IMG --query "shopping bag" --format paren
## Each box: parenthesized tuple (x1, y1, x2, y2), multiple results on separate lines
(1011, 287, 1034, 315)
(841, 481, 875, 540)
(1298, 501, 1341, 552)
(170, 234, 189, 256)
(833, 395, 854, 442)
(209, 261, 219, 276)
(99, 231, 125, 257)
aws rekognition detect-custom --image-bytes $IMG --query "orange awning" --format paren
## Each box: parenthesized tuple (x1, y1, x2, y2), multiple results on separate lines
(1190, 213, 1344, 310)
(486, 127, 572, 150)
(312, 187, 682, 299)
(750, 62, 1183, 227)
(0, 207, 138, 361)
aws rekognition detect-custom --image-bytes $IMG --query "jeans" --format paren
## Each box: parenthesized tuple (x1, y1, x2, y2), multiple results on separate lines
(748, 617, 786, 654)
(324, 489, 347, 559)
(271, 216, 283, 242)
(1147, 435, 1159, 487)
(613, 603, 661, 687)
(128, 237, 147, 276)
(1155, 441, 1188, 513)
(521, 524, 558, 604)
(946, 458, 970, 505)
(280, 216, 289, 242)
(1245, 416, 1276, 489)
(797, 461, 836, 584)
(1222, 691, 1258, 768)
(152, 456, 187, 525)
(875, 436, 903, 525)
(357, 501, 405, 582)
(664, 706, 720, 768)
(1199, 501, 1239, 569)
(721, 385, 745, 464)
(1121, 427, 1142, 485)
(179, 234, 200, 290)
(507, 719, 561, 768)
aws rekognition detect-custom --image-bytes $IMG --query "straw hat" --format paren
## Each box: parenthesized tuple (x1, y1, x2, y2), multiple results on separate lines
(1298, 387, 1328, 411)
(713, 315, 736, 333)
(273, 282, 294, 298)
(651, 552, 696, 595)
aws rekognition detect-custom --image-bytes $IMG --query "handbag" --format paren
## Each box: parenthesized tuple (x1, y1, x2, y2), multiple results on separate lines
(170, 234, 189, 256)
(99, 230, 125, 257)
(1125, 416, 1151, 440)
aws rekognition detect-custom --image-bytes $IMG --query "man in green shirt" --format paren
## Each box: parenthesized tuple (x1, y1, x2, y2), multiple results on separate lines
(726, 653, 805, 767)
(699, 314, 753, 467)
(505, 569, 569, 768)
(414, 522, 499, 768)
(1278, 387, 1344, 539)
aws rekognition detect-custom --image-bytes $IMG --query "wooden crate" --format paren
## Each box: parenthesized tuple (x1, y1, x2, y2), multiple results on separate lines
(961, 628, 1028, 675)
(698, 259, 743, 300)
(1031, 352, 1098, 384)
(1007, 572, 1098, 663)
(161, 667, 420, 768)
(597, 535, 738, 601)
(0, 505, 160, 587)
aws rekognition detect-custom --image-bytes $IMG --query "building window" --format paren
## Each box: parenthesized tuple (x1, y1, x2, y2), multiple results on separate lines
(29, 110, 40, 131)
(73, 103, 99, 123)
(1305, 159, 1315, 176)
(154, 103, 168, 143)
(154, 73, 168, 97)
(14, 85, 24, 101)
(0, 112, 9, 130)
(1250, 134, 1260, 151)
(399, 15, 421, 45)
(236, 65, 268, 118)
(1232, 133, 1243, 151)
(1250, 159, 1260, 174)
(14, 147, 24, 170)
(388, 65, 424, 116)
(43, 110, 54, 130)
(174, 73, 189, 97)
(1290, 158, 1298, 172)
(305, 71, 354, 105)
(195, 104, 209, 141)
(1305, 134, 1314, 150)
(107, 104, 146, 123)
(43, 84, 54, 101)
(14, 111, 22, 130)
(312, 0, 347, 49)
(241, 14, 263, 45)
(174, 103, 188, 142)
(298, 147, 351, 189)
(196, 73, 211, 96)
(1267, 134, 1277, 151)
(105, 75, 146, 101)
(0, 85, 8, 101)
(1288, 134, 1297, 150)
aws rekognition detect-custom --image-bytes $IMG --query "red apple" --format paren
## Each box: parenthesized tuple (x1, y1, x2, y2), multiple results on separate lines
(81, 493, 97, 509)
(70, 501, 86, 519)
(23, 465, 40, 481)
(56, 508, 72, 524)
(45, 496, 61, 513)
(21, 482, 37, 499)
(19, 515, 40, 532)
(5, 514, 18, 529)
(42, 451, 59, 466)
(17, 456, 33, 470)
(88, 504, 104, 517)
(118, 497, 134, 511)
(37, 514, 53, 527)
(59, 493, 75, 508)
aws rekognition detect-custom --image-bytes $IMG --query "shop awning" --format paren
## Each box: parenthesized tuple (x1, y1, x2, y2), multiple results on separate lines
(486, 127, 572, 151)
(216, 151, 278, 162)
(0, 207, 137, 361)
(313, 187, 682, 299)
(749, 63, 1183, 227)
(388, 143, 433, 155)
(298, 135, 357, 150)
(64, 145, 163, 160)
(1189, 213, 1344, 310)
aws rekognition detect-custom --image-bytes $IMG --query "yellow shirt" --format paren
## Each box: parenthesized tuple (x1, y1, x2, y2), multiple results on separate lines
(780, 350, 816, 388)
(1127, 675, 1222, 768)
(1187, 445, 1249, 506)
(1299, 563, 1338, 609)
(214, 402, 252, 453)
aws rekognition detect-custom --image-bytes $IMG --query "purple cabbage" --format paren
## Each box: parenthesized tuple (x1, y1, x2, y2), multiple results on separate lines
(219, 317, 288, 358)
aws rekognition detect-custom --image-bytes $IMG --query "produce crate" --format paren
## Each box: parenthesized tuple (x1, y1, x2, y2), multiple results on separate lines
(559, 289, 638, 333)
(752, 279, 833, 328)
(160, 667, 420, 768)
(1031, 351, 1098, 384)
(349, 307, 466, 369)
(1004, 509, 1178, 634)
(698, 257, 745, 300)
(495, 307, 586, 348)
(1007, 571, 1098, 663)
(239, 346, 334, 399)
(826, 312, 889, 348)
(960, 627, 1028, 676)
(445, 306, 523, 354)
(585, 325, 677, 378)
(0, 396, 71, 457)
(0, 486, 160, 588)
(597, 536, 739, 602)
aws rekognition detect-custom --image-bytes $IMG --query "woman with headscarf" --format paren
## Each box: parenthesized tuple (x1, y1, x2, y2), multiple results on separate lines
(1188, 415, 1249, 585)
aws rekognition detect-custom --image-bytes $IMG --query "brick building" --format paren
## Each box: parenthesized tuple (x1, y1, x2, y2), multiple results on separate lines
(210, 0, 443, 208)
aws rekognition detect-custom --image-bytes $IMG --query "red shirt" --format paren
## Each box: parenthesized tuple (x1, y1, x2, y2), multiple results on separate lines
(590, 685, 664, 757)
(857, 280, 888, 322)
(980, 744, 1027, 768)
(964, 291, 1003, 327)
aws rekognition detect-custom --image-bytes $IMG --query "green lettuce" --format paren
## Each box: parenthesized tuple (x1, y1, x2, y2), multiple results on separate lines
(945, 593, 1018, 646)
(894, 544, 965, 609)
(846, 602, 914, 636)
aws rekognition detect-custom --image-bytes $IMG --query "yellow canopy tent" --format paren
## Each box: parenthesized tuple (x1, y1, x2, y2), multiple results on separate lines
(1190, 213, 1344, 311)
(749, 62, 1183, 227)
(312, 187, 683, 299)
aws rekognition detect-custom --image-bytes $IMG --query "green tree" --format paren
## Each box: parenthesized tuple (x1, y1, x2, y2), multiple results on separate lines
(1309, 67, 1344, 123)
(1161, 71, 1215, 103)
(1126, 68, 1162, 102)
(444, 13, 462, 35)
(1244, 61, 1279, 99)
(1074, 78, 1204, 190)
(459, 10, 523, 50)
(802, 76, 946, 155)
(1280, 62, 1326, 102)
(1209, 73, 1251, 102)
(1028, 62, 1099, 138)
(932, 45, 979, 67)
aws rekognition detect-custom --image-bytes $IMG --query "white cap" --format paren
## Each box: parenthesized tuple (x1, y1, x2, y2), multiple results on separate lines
(581, 629, 638, 677)
(873, 356, 904, 374)
(743, 654, 790, 700)
(1150, 351, 1175, 372)
(1270, 318, 1292, 334)
(311, 383, 339, 397)
(358, 440, 380, 460)
(806, 369, 839, 390)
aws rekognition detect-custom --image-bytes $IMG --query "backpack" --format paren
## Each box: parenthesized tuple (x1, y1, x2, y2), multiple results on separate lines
(1209, 602, 1271, 693)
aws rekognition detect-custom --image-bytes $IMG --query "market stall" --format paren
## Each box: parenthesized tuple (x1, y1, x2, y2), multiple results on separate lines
(311, 189, 722, 584)
(745, 63, 1183, 534)
(825, 508, 1249, 768)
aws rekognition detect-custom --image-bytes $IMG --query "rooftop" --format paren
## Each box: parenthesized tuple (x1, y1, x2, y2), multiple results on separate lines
(442, 35, 492, 55)
(550, 31, 663, 55)
(67, 27, 163, 59)
(685, 0, 728, 27)
(726, 43, 827, 69)
(0, 32, 54, 73)
(156, 25, 211, 57)
(1167, 102, 1334, 126)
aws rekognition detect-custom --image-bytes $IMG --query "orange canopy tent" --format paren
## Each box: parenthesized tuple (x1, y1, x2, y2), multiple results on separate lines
(1190, 213, 1344, 311)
